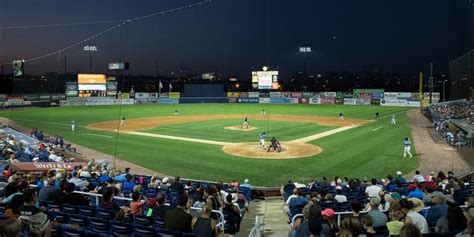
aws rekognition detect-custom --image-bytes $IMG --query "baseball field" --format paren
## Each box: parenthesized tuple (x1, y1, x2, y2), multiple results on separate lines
(0, 104, 417, 186)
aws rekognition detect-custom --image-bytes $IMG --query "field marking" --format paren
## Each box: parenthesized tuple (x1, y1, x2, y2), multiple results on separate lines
(289, 125, 360, 143)
(125, 131, 232, 146)
(371, 126, 384, 131)
(82, 133, 113, 138)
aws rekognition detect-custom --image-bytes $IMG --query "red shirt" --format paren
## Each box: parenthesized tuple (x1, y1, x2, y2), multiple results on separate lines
(2, 170, 11, 177)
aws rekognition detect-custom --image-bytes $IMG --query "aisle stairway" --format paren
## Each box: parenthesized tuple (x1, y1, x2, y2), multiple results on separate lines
(238, 197, 289, 237)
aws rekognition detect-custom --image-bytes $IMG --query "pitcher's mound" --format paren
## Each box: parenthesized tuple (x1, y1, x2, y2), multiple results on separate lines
(222, 142, 322, 159)
(224, 126, 258, 131)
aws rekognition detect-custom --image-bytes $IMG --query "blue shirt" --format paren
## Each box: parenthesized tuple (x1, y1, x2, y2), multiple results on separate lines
(408, 189, 424, 199)
(260, 134, 266, 140)
(404, 140, 411, 147)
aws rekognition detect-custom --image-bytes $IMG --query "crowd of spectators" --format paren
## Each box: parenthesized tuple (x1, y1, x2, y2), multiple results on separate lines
(428, 100, 474, 147)
(282, 170, 473, 236)
(0, 160, 253, 236)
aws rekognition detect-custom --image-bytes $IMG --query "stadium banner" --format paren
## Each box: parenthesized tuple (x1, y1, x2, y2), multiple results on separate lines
(118, 93, 130, 99)
(423, 92, 440, 103)
(270, 98, 291, 104)
(238, 98, 259, 104)
(259, 92, 270, 98)
(23, 94, 40, 100)
(384, 92, 411, 100)
(270, 92, 281, 98)
(291, 92, 303, 98)
(281, 92, 291, 98)
(309, 98, 321, 104)
(320, 98, 336, 104)
(356, 98, 372, 105)
(371, 92, 384, 99)
(0, 94, 6, 102)
(337, 92, 353, 99)
(65, 82, 79, 97)
(135, 98, 158, 104)
(227, 92, 239, 98)
(324, 92, 337, 97)
(135, 92, 149, 99)
(335, 98, 344, 105)
(291, 98, 299, 104)
(259, 98, 270, 104)
(168, 92, 181, 99)
(410, 93, 421, 101)
(228, 97, 238, 103)
(148, 93, 158, 98)
(380, 99, 407, 107)
(7, 95, 24, 101)
(178, 98, 227, 103)
(343, 98, 357, 105)
(106, 81, 117, 96)
(371, 99, 381, 105)
(159, 93, 169, 98)
(303, 92, 315, 98)
(298, 98, 310, 104)
(239, 92, 249, 98)
(121, 99, 135, 105)
(313, 93, 323, 98)
(353, 89, 384, 98)
(159, 98, 179, 104)
(406, 101, 421, 107)
(421, 99, 430, 107)
(248, 92, 260, 98)
(9, 162, 88, 172)
(51, 94, 66, 101)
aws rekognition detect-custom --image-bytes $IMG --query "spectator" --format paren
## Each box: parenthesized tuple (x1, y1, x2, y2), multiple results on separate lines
(100, 187, 119, 211)
(365, 178, 382, 198)
(321, 208, 338, 235)
(393, 171, 406, 184)
(192, 203, 218, 237)
(170, 176, 184, 193)
(339, 216, 363, 236)
(361, 215, 377, 236)
(29, 212, 52, 237)
(400, 223, 422, 237)
(19, 189, 41, 220)
(165, 193, 193, 233)
(351, 201, 362, 219)
(407, 183, 424, 200)
(334, 188, 347, 203)
(435, 201, 467, 233)
(287, 189, 308, 218)
(152, 192, 169, 219)
(367, 196, 388, 228)
(61, 183, 90, 206)
(0, 218, 21, 237)
(411, 170, 425, 183)
(399, 198, 429, 233)
(386, 206, 406, 236)
(38, 178, 58, 203)
(426, 191, 448, 226)
(291, 204, 329, 237)
(281, 179, 296, 198)
(223, 193, 242, 235)
(456, 218, 474, 237)
(205, 185, 223, 220)
(240, 178, 253, 190)
(130, 192, 146, 216)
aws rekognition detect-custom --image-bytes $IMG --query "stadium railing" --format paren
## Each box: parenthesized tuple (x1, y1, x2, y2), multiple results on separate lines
(248, 215, 262, 237)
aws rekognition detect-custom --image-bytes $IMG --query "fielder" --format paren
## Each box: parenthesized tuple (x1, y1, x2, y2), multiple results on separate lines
(391, 114, 396, 125)
(174, 109, 179, 116)
(241, 116, 249, 129)
(259, 132, 267, 148)
(71, 120, 75, 132)
(403, 137, 413, 158)
(261, 109, 266, 115)
(120, 117, 126, 126)
(338, 112, 344, 120)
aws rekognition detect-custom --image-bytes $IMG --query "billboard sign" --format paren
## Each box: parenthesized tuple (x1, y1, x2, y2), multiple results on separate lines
(252, 70, 278, 90)
(13, 60, 24, 77)
(78, 74, 106, 84)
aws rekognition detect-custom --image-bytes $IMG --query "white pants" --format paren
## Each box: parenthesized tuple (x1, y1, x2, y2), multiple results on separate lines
(243, 121, 248, 127)
(260, 139, 265, 146)
(404, 146, 412, 158)
(71, 125, 75, 131)
(339, 116, 344, 120)
(391, 119, 396, 125)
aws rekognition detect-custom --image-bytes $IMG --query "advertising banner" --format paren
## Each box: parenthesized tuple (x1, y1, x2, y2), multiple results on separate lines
(65, 82, 79, 97)
(239, 92, 249, 98)
(314, 93, 323, 98)
(406, 101, 421, 107)
(371, 99, 381, 105)
(291, 98, 299, 104)
(343, 98, 357, 105)
(259, 92, 269, 98)
(356, 98, 372, 105)
(270, 92, 282, 98)
(227, 92, 239, 98)
(9, 162, 88, 172)
(228, 98, 238, 103)
(281, 92, 292, 98)
(159, 98, 179, 104)
(291, 92, 303, 98)
(423, 92, 440, 103)
(248, 92, 260, 98)
(323, 92, 337, 98)
(135, 93, 149, 99)
(380, 99, 407, 107)
(238, 98, 259, 103)
(168, 92, 180, 99)
(259, 98, 270, 104)
(309, 98, 321, 104)
(371, 92, 384, 99)
(337, 92, 353, 99)
(159, 93, 168, 98)
(298, 98, 309, 104)
(148, 93, 158, 98)
(135, 98, 158, 104)
(106, 81, 117, 96)
(270, 98, 291, 104)
(320, 98, 336, 104)
(303, 92, 315, 98)
(384, 92, 411, 100)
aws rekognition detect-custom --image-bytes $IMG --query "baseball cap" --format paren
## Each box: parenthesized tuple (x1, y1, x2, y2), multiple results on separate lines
(396, 171, 402, 175)
(162, 177, 169, 183)
(244, 178, 249, 183)
(431, 191, 445, 200)
(29, 213, 51, 234)
(321, 208, 335, 218)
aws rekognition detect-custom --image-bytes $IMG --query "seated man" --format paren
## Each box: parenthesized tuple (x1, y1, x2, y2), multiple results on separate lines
(267, 137, 281, 153)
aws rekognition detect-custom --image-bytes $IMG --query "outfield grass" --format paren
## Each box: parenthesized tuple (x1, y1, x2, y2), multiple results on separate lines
(0, 104, 417, 186)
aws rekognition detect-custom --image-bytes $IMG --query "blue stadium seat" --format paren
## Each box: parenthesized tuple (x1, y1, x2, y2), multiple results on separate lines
(111, 221, 133, 237)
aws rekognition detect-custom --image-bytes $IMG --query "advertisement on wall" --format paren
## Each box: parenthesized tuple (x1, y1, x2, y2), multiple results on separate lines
(270, 92, 282, 98)
(248, 92, 260, 98)
(381, 99, 407, 107)
(323, 92, 337, 98)
(343, 98, 357, 105)
(259, 98, 270, 104)
(270, 98, 291, 104)
(159, 98, 179, 104)
(227, 92, 239, 98)
(320, 98, 335, 104)
(309, 98, 321, 104)
(238, 98, 259, 103)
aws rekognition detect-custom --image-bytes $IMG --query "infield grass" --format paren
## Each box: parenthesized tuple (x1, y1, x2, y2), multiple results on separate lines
(0, 104, 417, 186)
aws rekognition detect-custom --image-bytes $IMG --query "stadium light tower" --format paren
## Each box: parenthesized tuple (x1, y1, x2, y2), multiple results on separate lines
(84, 43, 98, 73)
(299, 47, 311, 75)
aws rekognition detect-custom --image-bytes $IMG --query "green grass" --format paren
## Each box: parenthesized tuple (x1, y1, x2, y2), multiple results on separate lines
(0, 104, 417, 186)
(145, 119, 336, 142)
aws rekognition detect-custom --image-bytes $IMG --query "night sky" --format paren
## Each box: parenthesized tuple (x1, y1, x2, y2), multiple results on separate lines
(0, 0, 460, 79)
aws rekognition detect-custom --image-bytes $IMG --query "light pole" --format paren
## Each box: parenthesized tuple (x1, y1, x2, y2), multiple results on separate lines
(443, 79, 448, 102)
(299, 47, 311, 75)
(84, 43, 98, 73)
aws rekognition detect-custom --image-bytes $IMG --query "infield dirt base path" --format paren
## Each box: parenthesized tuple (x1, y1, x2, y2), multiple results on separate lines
(86, 114, 370, 159)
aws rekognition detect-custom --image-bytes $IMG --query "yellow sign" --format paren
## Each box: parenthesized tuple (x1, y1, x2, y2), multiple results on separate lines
(227, 92, 239, 98)
(78, 74, 106, 84)
(168, 92, 180, 99)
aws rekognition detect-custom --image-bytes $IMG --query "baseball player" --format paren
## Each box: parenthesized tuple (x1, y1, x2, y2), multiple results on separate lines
(391, 114, 396, 125)
(259, 132, 267, 148)
(241, 116, 249, 129)
(120, 117, 126, 126)
(71, 120, 75, 132)
(403, 137, 413, 158)
(375, 112, 380, 120)
(261, 109, 266, 115)
(267, 137, 281, 153)
(174, 109, 179, 116)
(338, 112, 344, 120)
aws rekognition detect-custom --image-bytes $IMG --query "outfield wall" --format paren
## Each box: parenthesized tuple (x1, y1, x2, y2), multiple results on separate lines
(0, 91, 439, 108)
